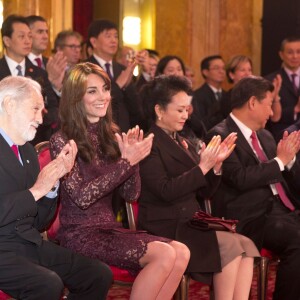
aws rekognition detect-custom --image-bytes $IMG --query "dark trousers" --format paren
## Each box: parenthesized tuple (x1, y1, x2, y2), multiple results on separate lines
(0, 240, 113, 300)
(263, 197, 300, 300)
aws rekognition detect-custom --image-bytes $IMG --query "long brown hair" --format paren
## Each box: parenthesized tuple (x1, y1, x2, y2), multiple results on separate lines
(59, 62, 120, 162)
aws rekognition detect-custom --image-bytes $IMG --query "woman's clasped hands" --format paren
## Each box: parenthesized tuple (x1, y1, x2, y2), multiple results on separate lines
(115, 125, 154, 166)
(199, 132, 237, 175)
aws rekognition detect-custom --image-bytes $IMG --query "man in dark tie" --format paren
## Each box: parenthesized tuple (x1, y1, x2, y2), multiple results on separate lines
(0, 14, 59, 145)
(87, 19, 142, 132)
(265, 36, 300, 142)
(189, 55, 226, 138)
(207, 76, 300, 300)
(26, 15, 49, 69)
(0, 75, 112, 299)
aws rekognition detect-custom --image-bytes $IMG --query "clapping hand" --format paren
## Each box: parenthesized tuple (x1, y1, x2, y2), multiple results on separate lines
(216, 133, 237, 163)
(214, 132, 237, 173)
(30, 140, 78, 201)
(198, 135, 221, 175)
(199, 133, 237, 175)
(46, 51, 68, 92)
(56, 139, 78, 176)
(277, 130, 300, 165)
(127, 125, 144, 145)
(115, 126, 154, 166)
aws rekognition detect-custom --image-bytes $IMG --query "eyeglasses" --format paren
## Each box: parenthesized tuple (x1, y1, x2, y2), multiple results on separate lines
(209, 66, 226, 71)
(63, 44, 82, 50)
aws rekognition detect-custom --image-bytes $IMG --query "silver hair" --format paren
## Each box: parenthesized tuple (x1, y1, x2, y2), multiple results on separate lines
(0, 76, 42, 114)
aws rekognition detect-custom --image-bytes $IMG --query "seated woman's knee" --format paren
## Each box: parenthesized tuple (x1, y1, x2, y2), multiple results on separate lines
(143, 241, 177, 270)
(170, 241, 190, 263)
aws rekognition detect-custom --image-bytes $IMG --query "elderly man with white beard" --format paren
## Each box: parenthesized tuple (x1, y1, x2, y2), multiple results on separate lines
(0, 76, 112, 300)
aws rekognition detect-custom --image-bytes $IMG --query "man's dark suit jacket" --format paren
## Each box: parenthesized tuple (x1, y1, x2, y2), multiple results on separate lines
(139, 124, 221, 280)
(190, 83, 224, 138)
(86, 55, 142, 132)
(0, 135, 71, 266)
(0, 135, 54, 244)
(42, 56, 48, 69)
(28, 55, 48, 70)
(265, 68, 300, 141)
(0, 57, 59, 144)
(206, 116, 300, 248)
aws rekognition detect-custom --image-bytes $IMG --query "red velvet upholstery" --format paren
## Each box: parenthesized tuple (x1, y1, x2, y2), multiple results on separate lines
(37, 146, 51, 170)
(260, 248, 274, 259)
(0, 290, 10, 300)
(109, 266, 136, 283)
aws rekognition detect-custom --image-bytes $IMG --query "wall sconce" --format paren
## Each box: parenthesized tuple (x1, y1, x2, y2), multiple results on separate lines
(123, 16, 141, 45)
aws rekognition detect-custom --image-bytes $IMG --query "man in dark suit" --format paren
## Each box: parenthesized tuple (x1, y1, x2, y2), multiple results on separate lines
(190, 55, 226, 138)
(207, 76, 300, 300)
(1, 14, 59, 145)
(26, 15, 49, 69)
(87, 19, 142, 132)
(265, 36, 300, 142)
(0, 75, 112, 299)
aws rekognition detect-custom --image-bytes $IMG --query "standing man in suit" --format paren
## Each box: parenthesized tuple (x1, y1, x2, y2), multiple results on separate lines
(265, 36, 300, 142)
(87, 19, 142, 132)
(0, 75, 112, 299)
(26, 15, 49, 69)
(207, 76, 300, 300)
(1, 14, 59, 144)
(190, 55, 226, 138)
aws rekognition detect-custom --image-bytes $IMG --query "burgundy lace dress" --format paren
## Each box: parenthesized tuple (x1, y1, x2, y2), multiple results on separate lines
(50, 122, 170, 274)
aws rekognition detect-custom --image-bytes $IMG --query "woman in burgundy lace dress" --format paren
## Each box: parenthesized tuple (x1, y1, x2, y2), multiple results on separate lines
(49, 62, 190, 300)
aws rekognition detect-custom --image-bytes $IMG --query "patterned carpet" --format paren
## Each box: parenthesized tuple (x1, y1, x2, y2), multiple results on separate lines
(107, 262, 277, 300)
(0, 262, 276, 299)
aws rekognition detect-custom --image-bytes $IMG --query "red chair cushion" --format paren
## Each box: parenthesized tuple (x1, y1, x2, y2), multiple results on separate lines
(110, 266, 136, 283)
(47, 203, 61, 241)
(260, 248, 274, 259)
(0, 290, 10, 300)
(38, 148, 51, 170)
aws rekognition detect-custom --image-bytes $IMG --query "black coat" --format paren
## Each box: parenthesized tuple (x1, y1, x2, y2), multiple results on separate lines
(139, 124, 221, 282)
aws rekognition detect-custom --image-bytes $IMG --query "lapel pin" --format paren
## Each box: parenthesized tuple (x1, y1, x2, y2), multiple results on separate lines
(26, 160, 30, 163)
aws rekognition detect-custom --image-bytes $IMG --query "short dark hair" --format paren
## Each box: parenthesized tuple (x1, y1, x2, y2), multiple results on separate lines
(200, 55, 223, 78)
(231, 76, 274, 109)
(280, 36, 300, 51)
(25, 15, 47, 27)
(140, 75, 192, 126)
(1, 15, 29, 45)
(145, 49, 160, 57)
(87, 19, 118, 48)
(155, 55, 186, 76)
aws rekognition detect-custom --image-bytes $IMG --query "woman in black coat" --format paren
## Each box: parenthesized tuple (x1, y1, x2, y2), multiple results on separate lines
(138, 75, 260, 300)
